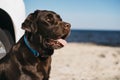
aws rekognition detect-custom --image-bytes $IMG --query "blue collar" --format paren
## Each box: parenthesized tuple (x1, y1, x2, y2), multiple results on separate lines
(24, 35, 39, 57)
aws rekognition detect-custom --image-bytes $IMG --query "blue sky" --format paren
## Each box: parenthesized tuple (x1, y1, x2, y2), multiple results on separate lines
(24, 0, 120, 30)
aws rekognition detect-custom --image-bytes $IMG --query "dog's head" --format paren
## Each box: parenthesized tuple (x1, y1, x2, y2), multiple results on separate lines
(22, 10, 71, 49)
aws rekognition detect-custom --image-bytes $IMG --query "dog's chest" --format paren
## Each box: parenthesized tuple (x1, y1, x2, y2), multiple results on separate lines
(19, 64, 45, 80)
(18, 60, 51, 80)
(19, 73, 43, 80)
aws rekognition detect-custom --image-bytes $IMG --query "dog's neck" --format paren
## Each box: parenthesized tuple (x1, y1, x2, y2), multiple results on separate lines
(23, 35, 54, 58)
(24, 35, 40, 57)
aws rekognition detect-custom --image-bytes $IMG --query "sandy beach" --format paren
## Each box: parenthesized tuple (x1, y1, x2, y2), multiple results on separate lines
(50, 43, 120, 80)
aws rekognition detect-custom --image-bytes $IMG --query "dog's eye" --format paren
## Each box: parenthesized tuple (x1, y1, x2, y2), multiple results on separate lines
(46, 14, 54, 24)
(46, 18, 54, 25)
(46, 18, 51, 22)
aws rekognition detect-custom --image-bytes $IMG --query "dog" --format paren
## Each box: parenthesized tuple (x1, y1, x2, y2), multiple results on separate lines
(0, 10, 71, 80)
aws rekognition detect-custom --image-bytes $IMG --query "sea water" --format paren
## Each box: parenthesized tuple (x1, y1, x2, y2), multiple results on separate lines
(67, 30, 120, 46)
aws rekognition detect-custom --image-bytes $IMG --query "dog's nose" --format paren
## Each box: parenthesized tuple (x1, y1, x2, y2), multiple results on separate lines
(64, 23, 71, 30)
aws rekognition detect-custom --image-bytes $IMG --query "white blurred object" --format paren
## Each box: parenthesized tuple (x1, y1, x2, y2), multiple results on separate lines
(0, 0, 26, 42)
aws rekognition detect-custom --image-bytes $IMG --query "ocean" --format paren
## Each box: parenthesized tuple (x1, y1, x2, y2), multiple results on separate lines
(67, 30, 120, 46)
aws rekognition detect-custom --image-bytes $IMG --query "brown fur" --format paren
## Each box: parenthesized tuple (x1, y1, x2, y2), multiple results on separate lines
(0, 10, 70, 80)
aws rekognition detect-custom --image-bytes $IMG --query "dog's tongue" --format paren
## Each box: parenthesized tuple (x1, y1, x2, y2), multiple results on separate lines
(57, 39, 67, 46)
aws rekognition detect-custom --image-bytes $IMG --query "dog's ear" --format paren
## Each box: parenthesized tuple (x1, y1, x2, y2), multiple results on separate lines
(22, 11, 39, 33)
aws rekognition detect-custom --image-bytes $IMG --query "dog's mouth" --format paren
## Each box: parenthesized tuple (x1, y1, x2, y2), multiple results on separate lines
(57, 38, 67, 46)
(44, 33, 69, 49)
(49, 38, 67, 47)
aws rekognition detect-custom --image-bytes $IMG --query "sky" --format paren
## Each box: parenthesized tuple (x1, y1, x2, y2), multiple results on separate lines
(24, 0, 120, 30)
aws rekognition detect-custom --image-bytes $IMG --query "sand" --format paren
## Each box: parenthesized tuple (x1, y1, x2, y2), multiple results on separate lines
(50, 43, 120, 80)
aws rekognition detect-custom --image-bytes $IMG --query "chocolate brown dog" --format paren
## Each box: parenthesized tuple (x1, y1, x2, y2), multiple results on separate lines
(0, 10, 70, 80)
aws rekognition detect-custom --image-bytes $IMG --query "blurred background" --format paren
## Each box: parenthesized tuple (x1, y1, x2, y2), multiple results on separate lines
(24, 0, 120, 46)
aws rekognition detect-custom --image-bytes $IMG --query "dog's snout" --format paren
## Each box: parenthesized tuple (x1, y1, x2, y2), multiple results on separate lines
(64, 23, 71, 30)
(65, 23, 71, 27)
